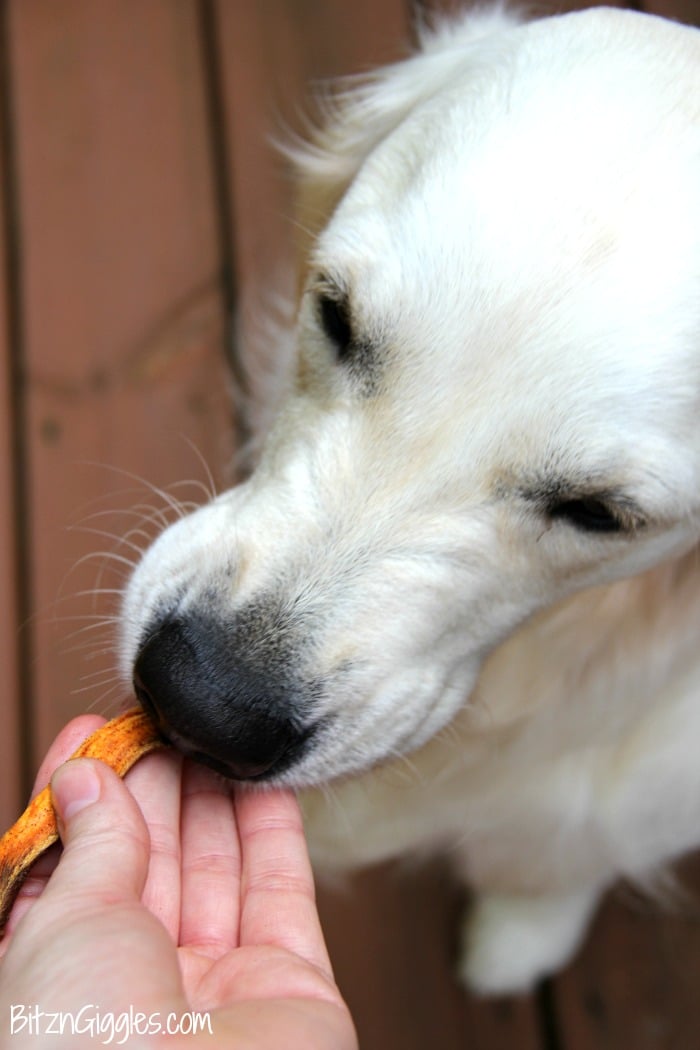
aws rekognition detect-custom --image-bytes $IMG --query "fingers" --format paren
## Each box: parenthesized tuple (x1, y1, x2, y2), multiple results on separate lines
(235, 786, 334, 982)
(125, 749, 184, 940)
(179, 761, 241, 954)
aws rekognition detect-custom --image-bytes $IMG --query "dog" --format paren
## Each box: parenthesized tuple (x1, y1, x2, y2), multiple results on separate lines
(120, 5, 700, 994)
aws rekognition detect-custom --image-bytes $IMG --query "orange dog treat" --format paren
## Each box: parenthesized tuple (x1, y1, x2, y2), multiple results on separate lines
(0, 708, 166, 937)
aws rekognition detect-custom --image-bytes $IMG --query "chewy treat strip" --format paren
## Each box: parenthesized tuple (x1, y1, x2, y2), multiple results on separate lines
(0, 708, 166, 938)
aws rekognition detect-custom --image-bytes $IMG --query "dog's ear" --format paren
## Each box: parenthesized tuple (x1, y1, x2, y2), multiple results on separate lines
(285, 4, 524, 274)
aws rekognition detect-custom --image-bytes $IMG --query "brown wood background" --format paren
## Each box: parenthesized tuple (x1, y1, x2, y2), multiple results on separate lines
(0, 1, 698, 1047)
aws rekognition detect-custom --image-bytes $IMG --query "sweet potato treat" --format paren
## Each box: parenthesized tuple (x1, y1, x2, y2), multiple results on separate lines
(0, 707, 166, 937)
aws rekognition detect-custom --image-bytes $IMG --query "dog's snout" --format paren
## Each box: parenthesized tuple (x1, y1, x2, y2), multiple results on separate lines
(132, 616, 312, 781)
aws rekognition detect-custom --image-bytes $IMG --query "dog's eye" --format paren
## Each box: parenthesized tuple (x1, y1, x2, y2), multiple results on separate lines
(318, 292, 353, 361)
(548, 497, 623, 534)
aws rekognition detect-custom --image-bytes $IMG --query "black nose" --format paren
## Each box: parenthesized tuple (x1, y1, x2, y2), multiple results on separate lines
(132, 616, 311, 780)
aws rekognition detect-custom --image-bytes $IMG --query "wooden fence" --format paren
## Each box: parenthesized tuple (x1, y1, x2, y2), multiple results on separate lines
(1, 2, 699, 1048)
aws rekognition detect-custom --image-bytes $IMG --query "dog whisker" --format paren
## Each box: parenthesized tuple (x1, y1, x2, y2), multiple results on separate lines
(68, 482, 175, 522)
(61, 633, 118, 658)
(63, 622, 117, 643)
(78, 461, 194, 522)
(70, 550, 136, 574)
(79, 680, 130, 712)
(70, 672, 121, 696)
(73, 663, 123, 684)
(68, 525, 146, 559)
(176, 432, 219, 501)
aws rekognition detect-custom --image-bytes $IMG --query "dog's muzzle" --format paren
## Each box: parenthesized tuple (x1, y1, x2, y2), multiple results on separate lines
(132, 612, 316, 781)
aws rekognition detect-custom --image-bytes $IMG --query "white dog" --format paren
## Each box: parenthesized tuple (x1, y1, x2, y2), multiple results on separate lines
(120, 6, 700, 995)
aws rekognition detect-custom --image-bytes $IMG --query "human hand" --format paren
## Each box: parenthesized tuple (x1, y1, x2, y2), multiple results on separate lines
(0, 715, 357, 1048)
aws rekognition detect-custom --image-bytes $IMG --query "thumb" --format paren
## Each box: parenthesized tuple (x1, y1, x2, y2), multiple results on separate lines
(0, 759, 185, 1016)
(48, 757, 151, 907)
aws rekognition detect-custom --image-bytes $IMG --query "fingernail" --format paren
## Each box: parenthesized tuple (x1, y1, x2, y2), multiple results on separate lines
(51, 760, 101, 823)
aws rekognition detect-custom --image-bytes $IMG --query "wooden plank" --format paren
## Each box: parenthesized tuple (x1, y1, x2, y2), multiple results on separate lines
(553, 855, 700, 1049)
(7, 0, 232, 766)
(419, 0, 628, 18)
(533, 0, 700, 21)
(213, 0, 413, 285)
(646, 0, 700, 23)
(211, 0, 414, 441)
(0, 30, 22, 827)
(423, 1, 699, 23)
(318, 862, 542, 1050)
(642, 0, 700, 22)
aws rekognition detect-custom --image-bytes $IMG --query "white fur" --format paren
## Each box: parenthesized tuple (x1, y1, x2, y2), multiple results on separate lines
(121, 7, 700, 993)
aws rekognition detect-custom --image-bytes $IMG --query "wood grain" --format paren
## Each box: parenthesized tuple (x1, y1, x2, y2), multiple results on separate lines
(6, 0, 233, 762)
(0, 22, 22, 829)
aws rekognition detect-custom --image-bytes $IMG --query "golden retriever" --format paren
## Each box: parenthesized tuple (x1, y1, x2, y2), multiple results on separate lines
(121, 6, 700, 993)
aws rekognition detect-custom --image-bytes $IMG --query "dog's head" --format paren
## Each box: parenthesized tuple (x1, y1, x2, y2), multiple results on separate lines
(120, 8, 700, 786)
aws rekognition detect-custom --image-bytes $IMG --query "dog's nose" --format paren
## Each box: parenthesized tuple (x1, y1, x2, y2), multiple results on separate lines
(132, 616, 310, 780)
